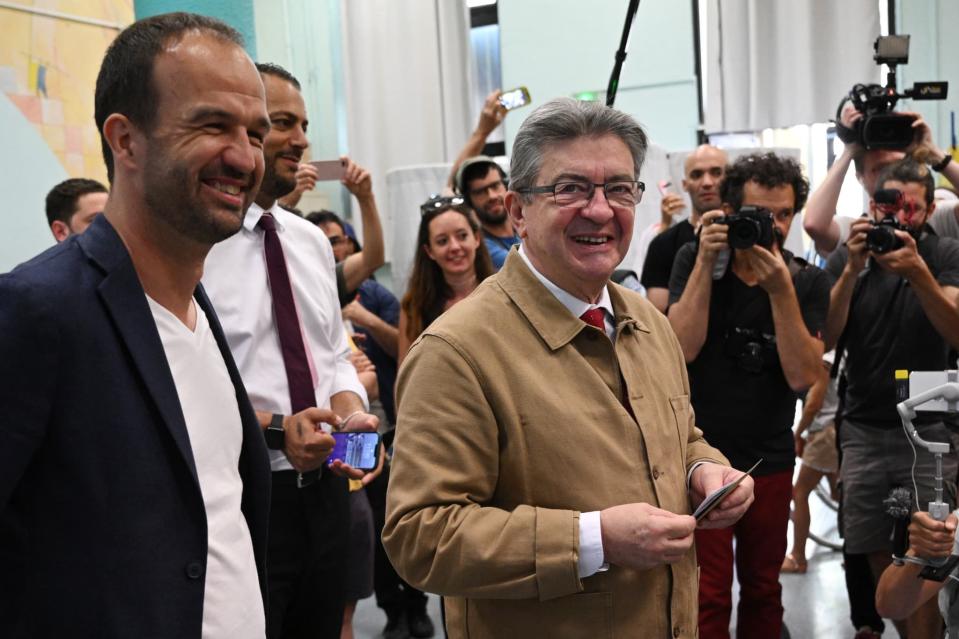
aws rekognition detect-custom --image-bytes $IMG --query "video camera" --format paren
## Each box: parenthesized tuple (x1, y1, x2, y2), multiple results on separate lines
(718, 205, 775, 250)
(865, 188, 910, 253)
(836, 35, 948, 150)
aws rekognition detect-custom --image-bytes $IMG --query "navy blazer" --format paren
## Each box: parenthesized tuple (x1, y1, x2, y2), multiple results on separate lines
(0, 215, 271, 638)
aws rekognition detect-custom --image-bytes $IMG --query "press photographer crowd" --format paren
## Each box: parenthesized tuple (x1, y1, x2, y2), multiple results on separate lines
(5, 10, 959, 639)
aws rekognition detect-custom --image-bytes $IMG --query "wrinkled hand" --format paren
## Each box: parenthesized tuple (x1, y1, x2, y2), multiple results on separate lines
(744, 244, 792, 295)
(349, 349, 376, 374)
(600, 503, 696, 570)
(872, 230, 928, 281)
(329, 411, 380, 480)
(845, 218, 872, 275)
(689, 463, 755, 529)
(697, 210, 729, 265)
(343, 299, 375, 328)
(278, 163, 319, 209)
(341, 157, 373, 200)
(908, 511, 957, 559)
(661, 193, 686, 222)
(283, 407, 338, 473)
(477, 89, 507, 135)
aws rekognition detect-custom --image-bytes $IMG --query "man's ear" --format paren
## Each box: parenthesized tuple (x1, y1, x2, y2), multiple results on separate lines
(50, 220, 70, 243)
(102, 113, 143, 177)
(505, 191, 527, 238)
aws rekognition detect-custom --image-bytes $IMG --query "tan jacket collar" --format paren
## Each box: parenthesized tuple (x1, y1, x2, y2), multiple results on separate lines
(495, 250, 650, 351)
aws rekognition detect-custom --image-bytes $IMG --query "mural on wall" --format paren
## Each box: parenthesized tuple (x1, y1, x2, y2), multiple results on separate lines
(0, 1, 133, 183)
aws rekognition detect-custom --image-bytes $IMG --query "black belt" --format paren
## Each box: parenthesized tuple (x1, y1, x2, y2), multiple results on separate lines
(272, 468, 323, 488)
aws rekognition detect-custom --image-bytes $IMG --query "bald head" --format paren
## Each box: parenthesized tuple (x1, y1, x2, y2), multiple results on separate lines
(682, 145, 727, 218)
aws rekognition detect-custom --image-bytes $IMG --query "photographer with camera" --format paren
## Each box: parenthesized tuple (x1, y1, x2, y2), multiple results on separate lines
(805, 104, 959, 258)
(668, 153, 828, 638)
(824, 157, 959, 637)
(805, 35, 959, 259)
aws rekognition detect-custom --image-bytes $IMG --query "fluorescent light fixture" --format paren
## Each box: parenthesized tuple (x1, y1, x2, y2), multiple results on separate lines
(467, 0, 497, 7)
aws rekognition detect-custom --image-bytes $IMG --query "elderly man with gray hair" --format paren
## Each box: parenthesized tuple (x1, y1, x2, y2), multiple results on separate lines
(384, 98, 754, 638)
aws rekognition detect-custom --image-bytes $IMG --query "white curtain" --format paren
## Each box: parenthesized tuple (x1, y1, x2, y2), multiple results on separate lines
(704, 0, 881, 133)
(340, 0, 473, 272)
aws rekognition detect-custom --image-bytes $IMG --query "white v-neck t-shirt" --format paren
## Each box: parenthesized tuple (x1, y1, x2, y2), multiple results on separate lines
(147, 296, 264, 639)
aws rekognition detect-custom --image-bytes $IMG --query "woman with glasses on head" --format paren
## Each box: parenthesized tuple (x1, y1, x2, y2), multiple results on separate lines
(398, 195, 494, 366)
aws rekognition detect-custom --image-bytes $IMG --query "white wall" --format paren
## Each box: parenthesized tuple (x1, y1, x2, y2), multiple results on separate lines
(498, 0, 701, 155)
(254, 0, 349, 215)
(896, 0, 959, 154)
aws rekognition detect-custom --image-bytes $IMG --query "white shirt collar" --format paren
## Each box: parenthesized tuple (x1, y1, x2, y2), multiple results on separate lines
(243, 200, 287, 233)
(517, 243, 615, 324)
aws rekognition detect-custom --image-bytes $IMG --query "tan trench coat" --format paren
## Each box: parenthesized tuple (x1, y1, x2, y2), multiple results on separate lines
(384, 251, 728, 638)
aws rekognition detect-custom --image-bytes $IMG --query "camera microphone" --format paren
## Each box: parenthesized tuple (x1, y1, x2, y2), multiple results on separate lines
(884, 486, 913, 561)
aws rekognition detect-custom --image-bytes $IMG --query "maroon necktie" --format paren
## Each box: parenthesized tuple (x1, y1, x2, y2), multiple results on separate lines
(258, 212, 315, 413)
(580, 308, 606, 333)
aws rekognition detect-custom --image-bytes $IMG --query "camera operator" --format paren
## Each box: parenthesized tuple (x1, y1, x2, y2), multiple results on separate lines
(668, 153, 828, 639)
(824, 157, 959, 637)
(875, 509, 959, 631)
(805, 101, 959, 258)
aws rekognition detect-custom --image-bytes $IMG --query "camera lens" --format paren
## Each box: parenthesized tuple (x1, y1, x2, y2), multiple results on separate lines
(862, 114, 915, 150)
(727, 217, 761, 249)
(865, 225, 902, 254)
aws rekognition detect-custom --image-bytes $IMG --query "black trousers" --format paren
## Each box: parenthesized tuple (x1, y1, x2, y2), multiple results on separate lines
(366, 463, 428, 616)
(267, 469, 351, 639)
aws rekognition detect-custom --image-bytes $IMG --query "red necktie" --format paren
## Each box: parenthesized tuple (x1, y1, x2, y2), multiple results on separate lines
(580, 307, 606, 333)
(258, 212, 315, 413)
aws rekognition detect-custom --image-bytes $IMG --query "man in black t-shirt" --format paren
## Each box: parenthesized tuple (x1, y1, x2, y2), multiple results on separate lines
(825, 158, 959, 637)
(641, 144, 727, 312)
(668, 153, 829, 639)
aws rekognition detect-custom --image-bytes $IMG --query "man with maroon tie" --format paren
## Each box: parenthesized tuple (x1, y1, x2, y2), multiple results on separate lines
(203, 62, 377, 639)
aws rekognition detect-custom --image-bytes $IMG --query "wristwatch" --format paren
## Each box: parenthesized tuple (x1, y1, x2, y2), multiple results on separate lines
(932, 154, 953, 172)
(264, 413, 286, 450)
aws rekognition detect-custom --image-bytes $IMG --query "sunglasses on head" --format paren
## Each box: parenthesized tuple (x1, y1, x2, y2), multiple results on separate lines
(420, 194, 465, 216)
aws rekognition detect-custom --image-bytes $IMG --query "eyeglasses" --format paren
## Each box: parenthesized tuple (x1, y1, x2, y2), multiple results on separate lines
(517, 180, 645, 208)
(420, 194, 465, 216)
(468, 179, 507, 199)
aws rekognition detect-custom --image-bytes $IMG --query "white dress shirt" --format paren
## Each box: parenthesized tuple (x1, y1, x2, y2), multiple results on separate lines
(517, 246, 611, 578)
(147, 296, 264, 639)
(202, 202, 367, 472)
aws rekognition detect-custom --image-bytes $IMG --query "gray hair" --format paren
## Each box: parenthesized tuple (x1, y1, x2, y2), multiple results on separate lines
(509, 97, 648, 200)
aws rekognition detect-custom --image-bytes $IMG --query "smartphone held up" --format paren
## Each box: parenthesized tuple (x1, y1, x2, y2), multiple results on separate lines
(308, 159, 348, 182)
(499, 86, 531, 111)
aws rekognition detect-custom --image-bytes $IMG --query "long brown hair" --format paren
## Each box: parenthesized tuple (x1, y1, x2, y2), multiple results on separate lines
(401, 201, 494, 341)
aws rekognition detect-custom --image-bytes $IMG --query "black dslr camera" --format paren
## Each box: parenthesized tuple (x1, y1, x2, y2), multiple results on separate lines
(836, 35, 947, 150)
(724, 327, 777, 374)
(865, 188, 909, 253)
(718, 206, 775, 250)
